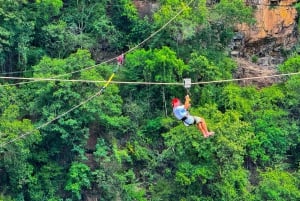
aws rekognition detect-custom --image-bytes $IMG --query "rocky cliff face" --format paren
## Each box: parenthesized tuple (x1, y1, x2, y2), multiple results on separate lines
(231, 0, 298, 86)
(239, 0, 297, 62)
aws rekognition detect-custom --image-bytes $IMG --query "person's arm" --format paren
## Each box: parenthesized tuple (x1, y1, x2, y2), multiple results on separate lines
(184, 95, 191, 109)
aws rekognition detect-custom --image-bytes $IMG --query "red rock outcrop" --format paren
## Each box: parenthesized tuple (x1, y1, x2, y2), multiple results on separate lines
(233, 0, 298, 86)
(239, 0, 298, 58)
(243, 0, 297, 44)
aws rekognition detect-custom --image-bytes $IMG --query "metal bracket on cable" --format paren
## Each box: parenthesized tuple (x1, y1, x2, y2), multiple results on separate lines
(183, 78, 191, 95)
(183, 78, 191, 89)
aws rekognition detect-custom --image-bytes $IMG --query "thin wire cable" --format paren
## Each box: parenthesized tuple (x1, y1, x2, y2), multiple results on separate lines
(1, 71, 299, 86)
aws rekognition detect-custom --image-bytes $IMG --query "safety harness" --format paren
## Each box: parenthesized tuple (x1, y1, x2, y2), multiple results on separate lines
(181, 116, 195, 126)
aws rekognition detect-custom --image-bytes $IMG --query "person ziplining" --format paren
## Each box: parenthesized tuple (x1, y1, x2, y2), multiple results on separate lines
(172, 95, 214, 138)
(172, 79, 214, 138)
(117, 53, 124, 66)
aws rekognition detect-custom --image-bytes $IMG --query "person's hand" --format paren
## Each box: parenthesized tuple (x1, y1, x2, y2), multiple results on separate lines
(185, 95, 190, 101)
(184, 95, 191, 109)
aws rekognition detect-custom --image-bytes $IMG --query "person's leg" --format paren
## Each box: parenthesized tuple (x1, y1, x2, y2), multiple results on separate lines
(194, 116, 207, 137)
(198, 121, 210, 137)
(195, 117, 214, 138)
(196, 122, 207, 137)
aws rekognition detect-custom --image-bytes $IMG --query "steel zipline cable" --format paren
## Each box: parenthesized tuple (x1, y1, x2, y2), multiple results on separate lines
(0, 71, 300, 86)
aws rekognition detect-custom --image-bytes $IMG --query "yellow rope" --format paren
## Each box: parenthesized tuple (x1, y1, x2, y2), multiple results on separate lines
(104, 73, 115, 88)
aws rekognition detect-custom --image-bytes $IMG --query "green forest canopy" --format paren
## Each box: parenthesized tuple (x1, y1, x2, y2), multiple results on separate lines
(0, 0, 300, 200)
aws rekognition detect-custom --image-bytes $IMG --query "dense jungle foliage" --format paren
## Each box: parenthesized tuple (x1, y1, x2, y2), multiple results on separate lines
(0, 0, 300, 200)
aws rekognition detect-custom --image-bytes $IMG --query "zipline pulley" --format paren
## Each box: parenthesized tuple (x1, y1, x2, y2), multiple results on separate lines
(183, 78, 191, 89)
(183, 78, 192, 97)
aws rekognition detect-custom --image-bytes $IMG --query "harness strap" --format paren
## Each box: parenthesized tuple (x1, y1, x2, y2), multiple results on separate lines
(181, 116, 187, 121)
(181, 116, 195, 126)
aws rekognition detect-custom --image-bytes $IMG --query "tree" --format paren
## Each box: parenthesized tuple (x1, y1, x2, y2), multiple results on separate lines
(153, 0, 208, 42)
(26, 161, 63, 201)
(279, 55, 300, 117)
(0, 0, 35, 71)
(278, 56, 300, 168)
(0, 0, 64, 72)
(109, 0, 153, 50)
(0, 105, 40, 196)
(65, 162, 91, 200)
(213, 168, 254, 201)
(255, 169, 300, 201)
(202, 0, 254, 49)
(220, 83, 297, 166)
